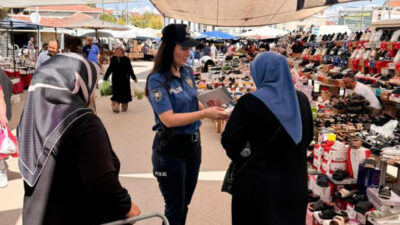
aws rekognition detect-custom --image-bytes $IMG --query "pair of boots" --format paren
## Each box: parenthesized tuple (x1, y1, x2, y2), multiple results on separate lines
(112, 101, 128, 113)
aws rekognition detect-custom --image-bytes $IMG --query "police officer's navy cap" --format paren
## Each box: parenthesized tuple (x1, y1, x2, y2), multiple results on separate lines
(162, 24, 199, 48)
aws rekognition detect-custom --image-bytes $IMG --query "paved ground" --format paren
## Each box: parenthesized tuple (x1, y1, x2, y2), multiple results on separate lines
(0, 61, 232, 225)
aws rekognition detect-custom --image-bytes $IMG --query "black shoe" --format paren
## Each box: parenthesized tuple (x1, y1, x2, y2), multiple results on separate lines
(378, 185, 392, 199)
(347, 193, 368, 205)
(354, 201, 373, 214)
(363, 159, 377, 169)
(332, 169, 349, 181)
(317, 174, 330, 187)
(319, 209, 336, 220)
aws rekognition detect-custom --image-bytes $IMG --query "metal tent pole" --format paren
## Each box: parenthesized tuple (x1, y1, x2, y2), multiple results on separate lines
(10, 21, 16, 76)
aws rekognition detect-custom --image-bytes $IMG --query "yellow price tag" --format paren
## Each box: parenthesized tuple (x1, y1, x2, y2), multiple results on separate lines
(328, 133, 336, 142)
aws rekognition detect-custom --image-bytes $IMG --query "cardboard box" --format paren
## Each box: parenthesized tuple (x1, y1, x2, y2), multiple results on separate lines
(347, 204, 358, 220)
(357, 212, 367, 225)
(322, 160, 347, 174)
(334, 198, 348, 210)
(310, 175, 334, 202)
(367, 188, 400, 208)
(367, 217, 400, 225)
(306, 204, 315, 225)
(324, 149, 348, 162)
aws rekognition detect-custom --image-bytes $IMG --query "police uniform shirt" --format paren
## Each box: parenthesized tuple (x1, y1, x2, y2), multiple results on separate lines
(148, 66, 201, 134)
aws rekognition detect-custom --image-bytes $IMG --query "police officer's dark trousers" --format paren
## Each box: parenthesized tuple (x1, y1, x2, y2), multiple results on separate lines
(152, 134, 201, 225)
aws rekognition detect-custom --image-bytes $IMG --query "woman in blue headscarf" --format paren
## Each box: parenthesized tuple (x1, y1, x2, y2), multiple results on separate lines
(221, 52, 313, 225)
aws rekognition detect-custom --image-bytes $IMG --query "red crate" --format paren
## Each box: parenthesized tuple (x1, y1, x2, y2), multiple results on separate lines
(20, 74, 33, 88)
(381, 42, 388, 50)
(394, 42, 400, 50)
(12, 81, 24, 94)
(375, 61, 393, 68)
(396, 62, 400, 70)
(4, 70, 20, 78)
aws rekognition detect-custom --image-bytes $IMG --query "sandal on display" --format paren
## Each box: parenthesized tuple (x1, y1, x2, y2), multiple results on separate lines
(309, 200, 334, 212)
(319, 209, 336, 220)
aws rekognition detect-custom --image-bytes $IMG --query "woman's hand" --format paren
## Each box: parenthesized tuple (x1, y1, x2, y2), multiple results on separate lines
(0, 114, 7, 127)
(203, 107, 230, 120)
(126, 201, 141, 224)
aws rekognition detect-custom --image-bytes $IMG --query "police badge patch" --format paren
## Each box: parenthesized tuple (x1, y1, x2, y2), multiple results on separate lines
(185, 76, 194, 88)
(152, 89, 163, 102)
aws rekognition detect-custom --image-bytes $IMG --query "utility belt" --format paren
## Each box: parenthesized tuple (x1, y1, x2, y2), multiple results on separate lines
(156, 130, 200, 143)
(155, 129, 200, 157)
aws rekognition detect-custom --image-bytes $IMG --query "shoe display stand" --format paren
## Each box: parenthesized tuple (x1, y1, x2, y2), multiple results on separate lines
(278, 29, 400, 225)
(195, 58, 255, 133)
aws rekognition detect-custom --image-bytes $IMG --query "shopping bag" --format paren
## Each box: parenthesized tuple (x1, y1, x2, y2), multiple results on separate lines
(100, 81, 113, 96)
(0, 127, 18, 155)
(132, 83, 144, 100)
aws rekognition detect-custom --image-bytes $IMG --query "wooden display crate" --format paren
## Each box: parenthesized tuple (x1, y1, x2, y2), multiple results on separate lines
(128, 53, 144, 59)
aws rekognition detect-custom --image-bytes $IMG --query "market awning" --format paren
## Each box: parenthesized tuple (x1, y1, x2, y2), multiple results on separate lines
(197, 31, 237, 40)
(150, 0, 360, 27)
(239, 27, 289, 39)
(0, 0, 126, 7)
(0, 18, 43, 30)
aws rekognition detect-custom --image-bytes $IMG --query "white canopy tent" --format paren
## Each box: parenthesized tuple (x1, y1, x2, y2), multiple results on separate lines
(239, 27, 289, 39)
(150, 0, 360, 27)
(126, 25, 156, 39)
(317, 25, 351, 35)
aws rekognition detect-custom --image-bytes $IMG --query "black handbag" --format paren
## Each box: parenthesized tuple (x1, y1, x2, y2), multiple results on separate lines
(221, 126, 282, 195)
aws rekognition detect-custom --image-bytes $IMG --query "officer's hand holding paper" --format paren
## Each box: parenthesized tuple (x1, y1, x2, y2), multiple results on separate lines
(198, 87, 234, 116)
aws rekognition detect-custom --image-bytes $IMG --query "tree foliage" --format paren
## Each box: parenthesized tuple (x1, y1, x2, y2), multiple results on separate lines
(100, 13, 117, 23)
(130, 12, 162, 29)
(100, 11, 162, 29)
(0, 8, 9, 21)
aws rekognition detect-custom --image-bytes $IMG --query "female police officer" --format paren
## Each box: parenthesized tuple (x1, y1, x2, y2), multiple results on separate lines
(145, 24, 230, 225)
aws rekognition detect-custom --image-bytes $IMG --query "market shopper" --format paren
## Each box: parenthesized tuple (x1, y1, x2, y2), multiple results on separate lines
(36, 39, 58, 69)
(28, 37, 35, 60)
(83, 37, 100, 64)
(342, 74, 382, 111)
(210, 43, 217, 59)
(145, 24, 230, 225)
(221, 52, 313, 225)
(18, 53, 141, 225)
(0, 69, 13, 188)
(103, 46, 138, 113)
(203, 42, 210, 56)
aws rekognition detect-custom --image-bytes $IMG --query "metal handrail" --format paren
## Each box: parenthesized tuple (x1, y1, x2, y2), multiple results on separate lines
(101, 212, 169, 225)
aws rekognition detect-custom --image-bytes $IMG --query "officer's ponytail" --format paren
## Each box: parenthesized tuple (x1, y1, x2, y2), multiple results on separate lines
(145, 41, 176, 97)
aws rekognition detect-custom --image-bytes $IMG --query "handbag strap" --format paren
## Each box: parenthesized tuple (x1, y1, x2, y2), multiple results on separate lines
(234, 125, 282, 177)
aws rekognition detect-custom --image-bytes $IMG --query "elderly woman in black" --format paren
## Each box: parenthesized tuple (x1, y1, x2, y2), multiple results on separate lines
(18, 53, 140, 225)
(104, 46, 138, 113)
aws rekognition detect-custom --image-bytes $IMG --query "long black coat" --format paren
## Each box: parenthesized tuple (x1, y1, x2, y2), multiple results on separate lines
(221, 92, 313, 225)
(104, 56, 137, 103)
